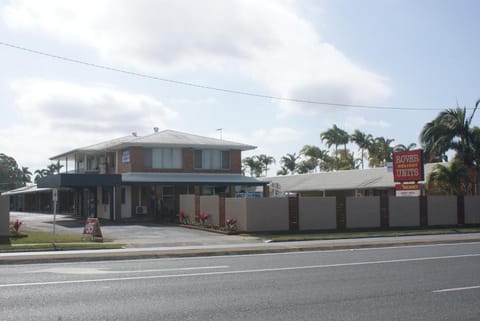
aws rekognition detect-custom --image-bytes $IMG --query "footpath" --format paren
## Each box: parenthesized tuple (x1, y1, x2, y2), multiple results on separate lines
(2, 233, 480, 265)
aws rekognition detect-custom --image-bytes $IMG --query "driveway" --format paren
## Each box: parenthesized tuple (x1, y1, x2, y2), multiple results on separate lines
(10, 212, 261, 248)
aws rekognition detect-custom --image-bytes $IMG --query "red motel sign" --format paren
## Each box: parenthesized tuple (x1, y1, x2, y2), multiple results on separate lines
(392, 150, 424, 182)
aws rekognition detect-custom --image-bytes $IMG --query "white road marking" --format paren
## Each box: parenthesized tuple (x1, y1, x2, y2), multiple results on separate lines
(2, 253, 480, 288)
(433, 285, 480, 293)
(30, 265, 230, 275)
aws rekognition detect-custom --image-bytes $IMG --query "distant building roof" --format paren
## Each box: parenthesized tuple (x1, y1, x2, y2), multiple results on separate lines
(264, 163, 440, 193)
(51, 130, 256, 160)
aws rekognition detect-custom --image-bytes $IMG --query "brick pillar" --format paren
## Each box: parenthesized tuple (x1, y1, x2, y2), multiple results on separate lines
(380, 195, 389, 228)
(336, 196, 346, 229)
(457, 195, 465, 225)
(288, 196, 299, 232)
(420, 196, 428, 226)
(219, 196, 226, 227)
(194, 185, 200, 223)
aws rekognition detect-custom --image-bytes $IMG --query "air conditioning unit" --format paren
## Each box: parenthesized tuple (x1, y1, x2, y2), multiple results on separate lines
(135, 206, 148, 215)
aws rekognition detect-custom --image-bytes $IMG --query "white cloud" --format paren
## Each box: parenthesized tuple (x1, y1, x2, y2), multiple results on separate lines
(341, 116, 391, 131)
(3, 79, 177, 171)
(2, 0, 391, 115)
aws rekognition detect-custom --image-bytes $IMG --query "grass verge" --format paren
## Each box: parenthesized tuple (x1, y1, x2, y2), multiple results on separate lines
(0, 230, 123, 252)
(246, 226, 480, 242)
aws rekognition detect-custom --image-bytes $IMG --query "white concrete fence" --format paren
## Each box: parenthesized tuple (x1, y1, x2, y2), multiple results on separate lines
(179, 195, 480, 232)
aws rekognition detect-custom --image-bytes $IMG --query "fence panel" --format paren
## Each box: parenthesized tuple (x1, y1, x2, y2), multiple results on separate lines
(428, 196, 457, 226)
(225, 198, 248, 231)
(389, 197, 420, 227)
(179, 194, 195, 222)
(465, 196, 480, 224)
(346, 197, 380, 228)
(299, 197, 336, 230)
(200, 195, 220, 227)
(246, 198, 289, 232)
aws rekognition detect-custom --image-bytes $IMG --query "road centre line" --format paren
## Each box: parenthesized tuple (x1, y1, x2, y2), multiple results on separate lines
(29, 265, 230, 275)
(433, 285, 480, 293)
(2, 253, 479, 288)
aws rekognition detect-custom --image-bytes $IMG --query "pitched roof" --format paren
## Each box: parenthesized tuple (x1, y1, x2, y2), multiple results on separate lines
(51, 130, 255, 160)
(264, 163, 440, 193)
(122, 172, 267, 185)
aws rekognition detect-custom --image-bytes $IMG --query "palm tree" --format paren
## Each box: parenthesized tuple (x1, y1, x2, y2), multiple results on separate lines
(420, 100, 480, 194)
(426, 161, 470, 195)
(351, 130, 373, 169)
(321, 125, 349, 170)
(242, 157, 263, 177)
(256, 154, 275, 177)
(20, 166, 32, 185)
(393, 143, 417, 152)
(34, 169, 49, 183)
(279, 153, 299, 175)
(300, 145, 327, 172)
(368, 136, 394, 167)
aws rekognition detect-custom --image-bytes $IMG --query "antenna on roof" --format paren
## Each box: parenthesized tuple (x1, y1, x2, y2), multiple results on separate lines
(132, 132, 137, 137)
(216, 128, 223, 140)
(153, 127, 159, 133)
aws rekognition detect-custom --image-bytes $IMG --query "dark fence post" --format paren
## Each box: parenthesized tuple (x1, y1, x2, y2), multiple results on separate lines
(380, 195, 389, 228)
(420, 196, 428, 226)
(336, 196, 346, 229)
(288, 196, 299, 232)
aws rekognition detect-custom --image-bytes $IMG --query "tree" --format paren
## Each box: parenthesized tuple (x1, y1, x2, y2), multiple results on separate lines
(351, 130, 373, 169)
(34, 169, 49, 184)
(256, 154, 276, 177)
(279, 153, 299, 175)
(393, 143, 417, 152)
(321, 125, 349, 170)
(300, 145, 328, 172)
(20, 166, 32, 185)
(242, 157, 263, 177)
(0, 153, 25, 190)
(426, 161, 470, 195)
(297, 158, 318, 174)
(368, 137, 394, 167)
(420, 100, 480, 194)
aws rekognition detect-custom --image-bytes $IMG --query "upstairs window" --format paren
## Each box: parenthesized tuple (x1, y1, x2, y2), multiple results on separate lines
(144, 148, 182, 169)
(194, 150, 230, 169)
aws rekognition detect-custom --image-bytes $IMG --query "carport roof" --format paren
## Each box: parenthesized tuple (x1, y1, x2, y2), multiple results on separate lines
(122, 172, 268, 185)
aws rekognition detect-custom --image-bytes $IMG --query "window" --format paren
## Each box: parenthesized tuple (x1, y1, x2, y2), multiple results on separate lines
(194, 150, 230, 169)
(145, 148, 182, 169)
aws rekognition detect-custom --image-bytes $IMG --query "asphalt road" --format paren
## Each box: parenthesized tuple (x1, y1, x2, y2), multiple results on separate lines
(1, 243, 480, 320)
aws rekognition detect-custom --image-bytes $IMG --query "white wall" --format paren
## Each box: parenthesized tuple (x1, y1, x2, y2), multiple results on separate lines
(97, 187, 110, 220)
(121, 186, 132, 218)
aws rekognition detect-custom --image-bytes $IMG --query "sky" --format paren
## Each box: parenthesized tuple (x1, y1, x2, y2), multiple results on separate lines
(0, 0, 479, 176)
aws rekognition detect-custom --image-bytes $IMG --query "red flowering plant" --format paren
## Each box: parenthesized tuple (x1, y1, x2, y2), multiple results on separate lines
(179, 211, 189, 224)
(199, 211, 209, 225)
(225, 218, 237, 231)
(10, 219, 23, 236)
